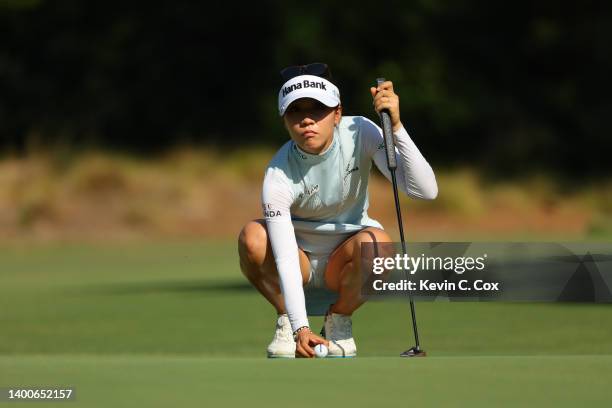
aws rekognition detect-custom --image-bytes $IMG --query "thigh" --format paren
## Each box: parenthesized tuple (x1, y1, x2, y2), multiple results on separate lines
(324, 227, 392, 291)
(251, 219, 312, 285)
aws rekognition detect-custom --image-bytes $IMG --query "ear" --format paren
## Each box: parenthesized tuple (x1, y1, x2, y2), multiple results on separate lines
(334, 105, 343, 125)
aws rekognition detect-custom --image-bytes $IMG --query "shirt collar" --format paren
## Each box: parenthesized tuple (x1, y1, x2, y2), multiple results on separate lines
(291, 128, 338, 164)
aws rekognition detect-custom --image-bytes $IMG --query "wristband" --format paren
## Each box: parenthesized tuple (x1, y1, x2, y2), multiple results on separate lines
(293, 326, 310, 341)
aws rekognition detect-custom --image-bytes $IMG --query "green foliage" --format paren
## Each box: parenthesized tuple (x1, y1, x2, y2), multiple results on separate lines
(0, 0, 41, 10)
(1, 1, 611, 178)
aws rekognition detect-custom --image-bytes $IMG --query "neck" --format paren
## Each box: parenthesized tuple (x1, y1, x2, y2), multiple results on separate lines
(300, 133, 334, 155)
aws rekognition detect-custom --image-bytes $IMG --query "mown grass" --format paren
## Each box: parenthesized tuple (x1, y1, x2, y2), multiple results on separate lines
(1, 240, 611, 407)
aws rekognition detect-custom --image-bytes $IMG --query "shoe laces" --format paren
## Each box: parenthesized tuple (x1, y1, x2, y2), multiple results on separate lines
(274, 315, 293, 342)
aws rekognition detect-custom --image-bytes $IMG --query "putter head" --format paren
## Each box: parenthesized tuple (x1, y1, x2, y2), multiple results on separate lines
(400, 346, 427, 357)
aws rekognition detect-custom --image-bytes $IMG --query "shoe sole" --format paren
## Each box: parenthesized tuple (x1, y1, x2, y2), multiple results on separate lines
(269, 355, 355, 358)
(267, 354, 355, 358)
(267, 354, 295, 359)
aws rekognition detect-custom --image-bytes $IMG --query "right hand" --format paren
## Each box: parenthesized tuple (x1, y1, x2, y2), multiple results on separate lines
(295, 328, 329, 358)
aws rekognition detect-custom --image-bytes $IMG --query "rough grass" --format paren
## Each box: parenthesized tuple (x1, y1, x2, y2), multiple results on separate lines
(0, 149, 611, 242)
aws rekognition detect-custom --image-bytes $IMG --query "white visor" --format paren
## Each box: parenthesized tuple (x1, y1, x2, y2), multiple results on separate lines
(278, 75, 340, 116)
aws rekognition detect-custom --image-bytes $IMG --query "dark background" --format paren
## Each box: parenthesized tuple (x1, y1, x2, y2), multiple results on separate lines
(1, 0, 611, 179)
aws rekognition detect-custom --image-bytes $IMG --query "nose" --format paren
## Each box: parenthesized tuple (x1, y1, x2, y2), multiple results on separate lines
(300, 115, 316, 126)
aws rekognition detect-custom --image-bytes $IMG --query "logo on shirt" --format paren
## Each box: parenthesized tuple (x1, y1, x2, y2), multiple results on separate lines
(377, 142, 385, 150)
(262, 203, 282, 218)
(282, 80, 327, 97)
(297, 184, 319, 199)
(344, 163, 359, 180)
(345, 164, 359, 175)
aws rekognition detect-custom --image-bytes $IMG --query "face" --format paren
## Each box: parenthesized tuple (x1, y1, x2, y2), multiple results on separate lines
(283, 98, 342, 154)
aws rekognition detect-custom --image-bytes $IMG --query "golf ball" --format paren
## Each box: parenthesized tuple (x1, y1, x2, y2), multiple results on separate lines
(314, 344, 328, 358)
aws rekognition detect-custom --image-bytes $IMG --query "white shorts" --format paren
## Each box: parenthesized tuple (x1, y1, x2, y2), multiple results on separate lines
(295, 228, 356, 289)
(292, 219, 383, 316)
(292, 221, 376, 315)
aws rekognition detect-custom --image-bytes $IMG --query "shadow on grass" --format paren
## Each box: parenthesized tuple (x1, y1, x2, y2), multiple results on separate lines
(69, 279, 255, 296)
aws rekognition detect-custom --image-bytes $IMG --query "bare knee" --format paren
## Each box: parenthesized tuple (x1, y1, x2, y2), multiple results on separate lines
(353, 228, 393, 255)
(325, 228, 391, 291)
(357, 227, 391, 243)
(238, 220, 269, 266)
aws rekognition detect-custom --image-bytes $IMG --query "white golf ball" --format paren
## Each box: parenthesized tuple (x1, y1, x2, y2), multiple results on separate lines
(314, 344, 328, 358)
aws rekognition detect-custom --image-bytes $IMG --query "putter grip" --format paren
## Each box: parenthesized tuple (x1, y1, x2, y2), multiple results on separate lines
(376, 78, 397, 170)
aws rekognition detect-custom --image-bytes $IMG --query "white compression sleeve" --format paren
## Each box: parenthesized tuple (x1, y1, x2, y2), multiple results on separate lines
(261, 169, 309, 332)
(361, 117, 438, 199)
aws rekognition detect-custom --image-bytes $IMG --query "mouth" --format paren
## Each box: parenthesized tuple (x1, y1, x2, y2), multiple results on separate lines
(303, 130, 318, 138)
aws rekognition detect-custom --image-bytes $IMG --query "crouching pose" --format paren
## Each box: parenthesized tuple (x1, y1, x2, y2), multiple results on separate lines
(238, 63, 438, 358)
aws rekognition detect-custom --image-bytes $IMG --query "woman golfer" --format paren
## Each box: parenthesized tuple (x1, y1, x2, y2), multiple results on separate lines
(238, 63, 438, 358)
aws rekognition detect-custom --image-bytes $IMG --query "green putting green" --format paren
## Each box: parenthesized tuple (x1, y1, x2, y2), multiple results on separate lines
(2, 355, 611, 407)
(1, 241, 611, 406)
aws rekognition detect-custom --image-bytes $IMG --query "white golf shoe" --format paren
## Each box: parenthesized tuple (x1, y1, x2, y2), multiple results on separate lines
(266, 314, 296, 358)
(323, 312, 357, 358)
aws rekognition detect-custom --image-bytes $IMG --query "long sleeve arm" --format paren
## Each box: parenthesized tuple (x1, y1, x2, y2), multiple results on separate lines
(361, 117, 438, 199)
(261, 169, 309, 332)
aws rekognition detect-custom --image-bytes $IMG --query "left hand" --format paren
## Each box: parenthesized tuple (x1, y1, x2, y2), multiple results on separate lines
(370, 81, 402, 132)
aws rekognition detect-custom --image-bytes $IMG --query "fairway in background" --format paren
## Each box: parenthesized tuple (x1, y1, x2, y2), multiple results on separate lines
(2, 240, 611, 356)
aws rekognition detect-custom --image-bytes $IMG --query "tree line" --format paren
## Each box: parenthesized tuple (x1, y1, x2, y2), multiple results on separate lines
(1, 0, 611, 178)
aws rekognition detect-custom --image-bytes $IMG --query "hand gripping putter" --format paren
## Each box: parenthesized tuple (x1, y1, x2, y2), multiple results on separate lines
(375, 78, 426, 357)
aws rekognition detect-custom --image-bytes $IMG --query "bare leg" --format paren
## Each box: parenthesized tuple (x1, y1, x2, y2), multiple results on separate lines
(238, 219, 311, 314)
(324, 227, 393, 315)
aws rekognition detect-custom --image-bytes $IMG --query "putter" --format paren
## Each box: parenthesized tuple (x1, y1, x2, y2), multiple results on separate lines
(376, 78, 426, 357)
